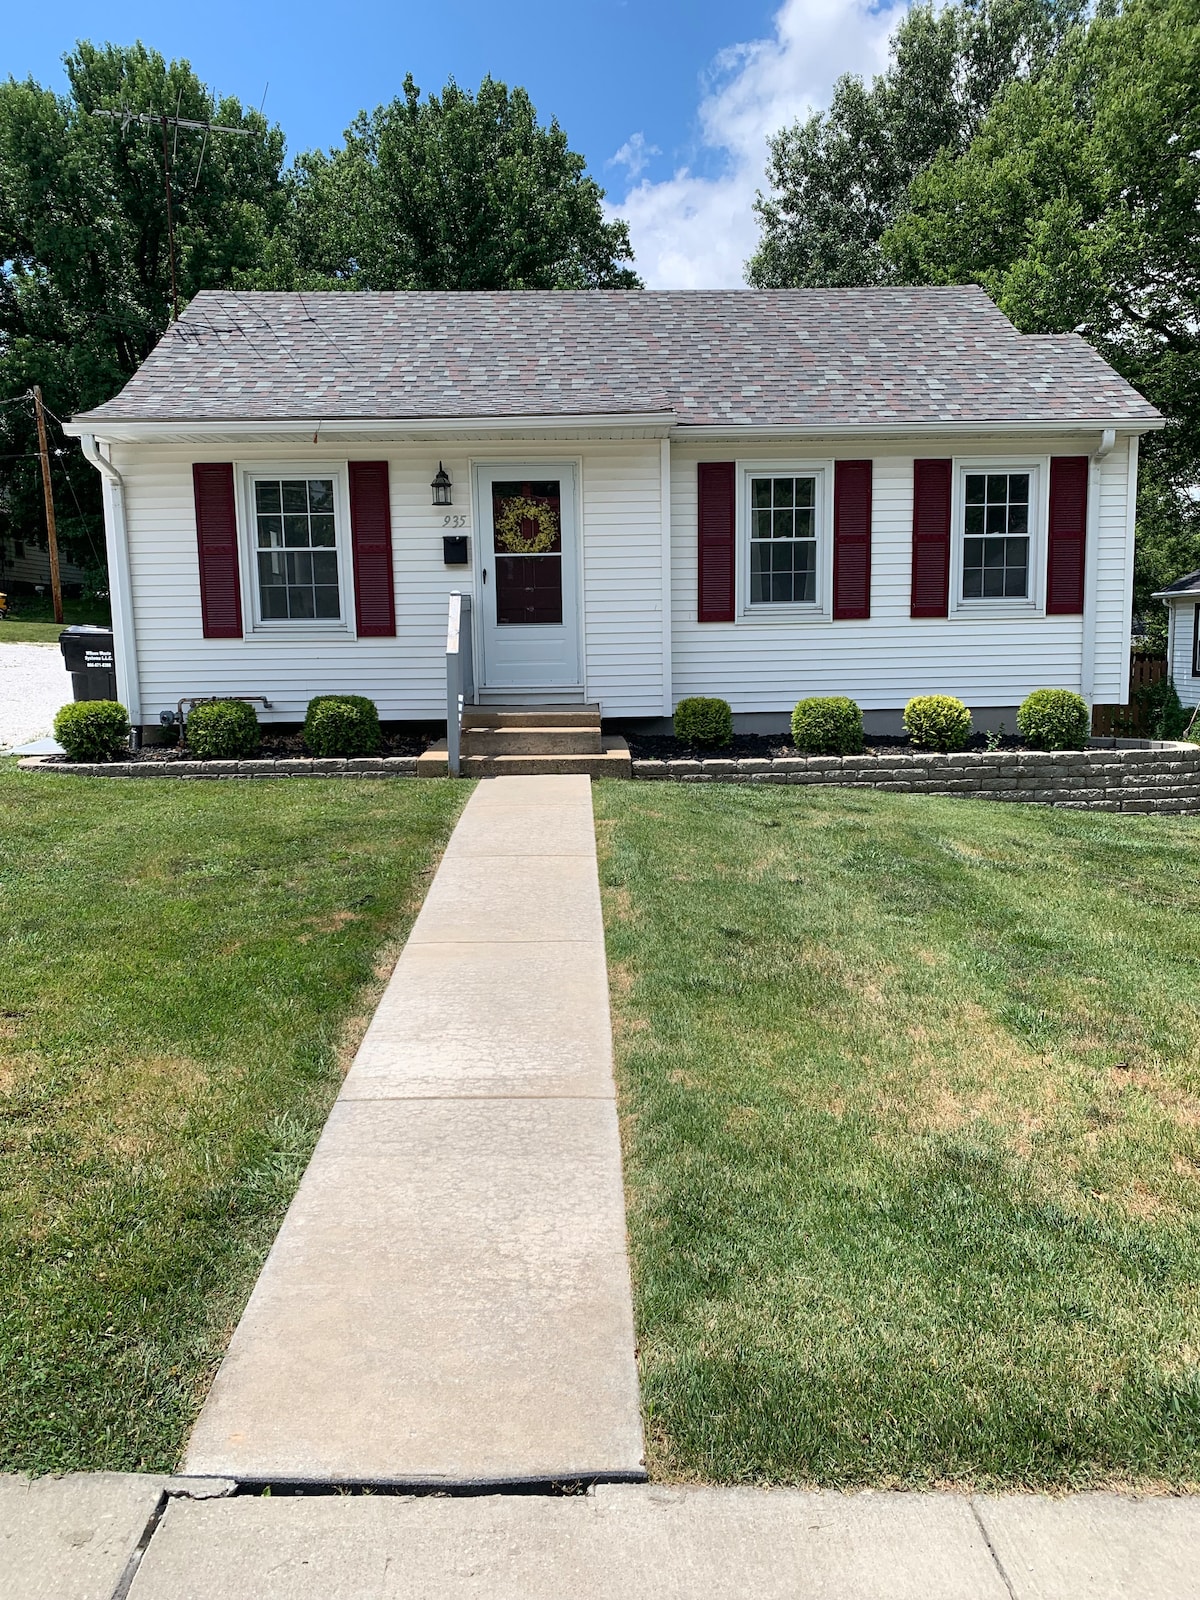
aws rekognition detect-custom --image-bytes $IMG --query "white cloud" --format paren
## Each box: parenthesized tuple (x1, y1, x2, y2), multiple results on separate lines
(608, 131, 661, 181)
(610, 0, 909, 289)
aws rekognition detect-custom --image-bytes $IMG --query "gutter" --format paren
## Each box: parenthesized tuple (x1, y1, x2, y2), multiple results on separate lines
(79, 434, 142, 731)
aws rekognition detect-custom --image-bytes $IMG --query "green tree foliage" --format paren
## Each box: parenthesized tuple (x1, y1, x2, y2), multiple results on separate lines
(747, 0, 1084, 289)
(285, 74, 640, 291)
(0, 43, 287, 562)
(883, 0, 1200, 647)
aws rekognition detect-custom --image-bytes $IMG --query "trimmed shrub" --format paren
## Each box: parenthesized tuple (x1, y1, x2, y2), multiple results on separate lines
(1136, 677, 1192, 742)
(673, 696, 733, 748)
(791, 696, 864, 755)
(903, 694, 972, 752)
(1017, 689, 1091, 751)
(304, 694, 382, 758)
(53, 700, 130, 762)
(185, 699, 261, 760)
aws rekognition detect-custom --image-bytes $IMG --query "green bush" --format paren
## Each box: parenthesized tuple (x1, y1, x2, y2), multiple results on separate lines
(185, 699, 261, 760)
(304, 694, 382, 758)
(903, 694, 972, 752)
(1017, 689, 1091, 751)
(1136, 677, 1193, 742)
(790, 696, 864, 755)
(673, 696, 733, 748)
(53, 700, 130, 762)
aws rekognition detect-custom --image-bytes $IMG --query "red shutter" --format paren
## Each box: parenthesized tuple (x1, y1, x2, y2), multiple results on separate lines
(697, 462, 736, 622)
(833, 460, 872, 620)
(193, 463, 243, 639)
(910, 458, 952, 618)
(348, 460, 396, 637)
(1046, 456, 1088, 615)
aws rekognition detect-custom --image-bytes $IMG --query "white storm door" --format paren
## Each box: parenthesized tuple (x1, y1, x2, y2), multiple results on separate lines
(477, 464, 581, 690)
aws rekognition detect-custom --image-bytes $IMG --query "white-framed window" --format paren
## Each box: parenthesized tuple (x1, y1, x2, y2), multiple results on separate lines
(952, 459, 1045, 614)
(741, 461, 830, 616)
(240, 465, 353, 634)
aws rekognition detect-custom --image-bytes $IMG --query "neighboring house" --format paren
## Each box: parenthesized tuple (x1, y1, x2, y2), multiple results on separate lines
(65, 287, 1161, 735)
(0, 536, 87, 595)
(1155, 570, 1200, 709)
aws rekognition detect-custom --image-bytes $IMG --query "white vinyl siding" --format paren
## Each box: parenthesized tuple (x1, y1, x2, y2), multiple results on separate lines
(111, 437, 665, 722)
(1170, 601, 1200, 708)
(672, 436, 1136, 714)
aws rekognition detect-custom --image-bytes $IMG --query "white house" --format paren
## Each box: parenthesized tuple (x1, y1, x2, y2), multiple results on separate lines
(1156, 570, 1200, 710)
(66, 287, 1161, 738)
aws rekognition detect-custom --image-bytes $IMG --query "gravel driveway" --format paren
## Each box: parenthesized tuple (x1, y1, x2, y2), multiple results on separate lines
(0, 643, 73, 751)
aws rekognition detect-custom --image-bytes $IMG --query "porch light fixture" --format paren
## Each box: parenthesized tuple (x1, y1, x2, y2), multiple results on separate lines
(431, 463, 452, 506)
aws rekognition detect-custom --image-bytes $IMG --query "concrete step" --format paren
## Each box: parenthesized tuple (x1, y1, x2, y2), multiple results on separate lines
(461, 726, 603, 757)
(417, 737, 631, 779)
(463, 704, 601, 730)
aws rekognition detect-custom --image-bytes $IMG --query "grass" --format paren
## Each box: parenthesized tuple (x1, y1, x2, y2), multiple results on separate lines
(0, 764, 466, 1474)
(0, 595, 112, 645)
(594, 781, 1200, 1490)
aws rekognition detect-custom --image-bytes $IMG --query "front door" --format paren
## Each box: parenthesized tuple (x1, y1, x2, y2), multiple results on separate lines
(477, 464, 581, 691)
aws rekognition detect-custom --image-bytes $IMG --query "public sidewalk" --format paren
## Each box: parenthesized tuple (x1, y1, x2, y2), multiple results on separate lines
(182, 773, 644, 1486)
(3, 1474, 1197, 1600)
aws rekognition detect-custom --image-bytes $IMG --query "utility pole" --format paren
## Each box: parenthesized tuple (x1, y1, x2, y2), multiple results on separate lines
(92, 108, 256, 322)
(32, 386, 64, 625)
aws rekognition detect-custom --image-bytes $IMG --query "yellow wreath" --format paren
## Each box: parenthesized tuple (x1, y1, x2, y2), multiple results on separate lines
(495, 497, 559, 554)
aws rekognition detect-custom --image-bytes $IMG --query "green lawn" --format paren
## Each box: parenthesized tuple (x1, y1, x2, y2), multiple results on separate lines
(594, 782, 1200, 1491)
(0, 595, 112, 644)
(0, 764, 466, 1474)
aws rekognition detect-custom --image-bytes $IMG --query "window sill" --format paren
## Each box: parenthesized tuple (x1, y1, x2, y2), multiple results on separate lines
(739, 606, 830, 624)
(950, 601, 1044, 621)
(245, 623, 356, 640)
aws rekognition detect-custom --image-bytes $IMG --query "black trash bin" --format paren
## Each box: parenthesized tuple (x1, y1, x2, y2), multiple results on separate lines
(59, 626, 117, 702)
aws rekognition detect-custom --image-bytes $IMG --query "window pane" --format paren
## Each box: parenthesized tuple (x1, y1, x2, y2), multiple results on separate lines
(255, 481, 281, 514)
(1008, 503, 1028, 535)
(282, 481, 308, 514)
(283, 515, 310, 548)
(750, 544, 770, 603)
(287, 552, 313, 587)
(773, 509, 793, 539)
(1009, 474, 1029, 503)
(986, 474, 1008, 502)
(983, 566, 1004, 597)
(772, 477, 794, 508)
(314, 586, 341, 618)
(311, 551, 338, 586)
(309, 514, 336, 547)
(288, 585, 315, 619)
(257, 515, 283, 549)
(963, 567, 983, 598)
(751, 478, 772, 509)
(308, 479, 335, 513)
(965, 475, 985, 505)
(258, 550, 285, 585)
(983, 541, 1005, 568)
(793, 507, 814, 539)
(795, 477, 815, 507)
(752, 508, 773, 539)
(965, 506, 985, 536)
(985, 504, 1007, 535)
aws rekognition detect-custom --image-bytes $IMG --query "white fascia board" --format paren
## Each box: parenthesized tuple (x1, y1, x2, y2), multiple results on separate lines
(61, 411, 678, 444)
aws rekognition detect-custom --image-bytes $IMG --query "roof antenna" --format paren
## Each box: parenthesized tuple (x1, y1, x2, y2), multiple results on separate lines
(93, 106, 258, 321)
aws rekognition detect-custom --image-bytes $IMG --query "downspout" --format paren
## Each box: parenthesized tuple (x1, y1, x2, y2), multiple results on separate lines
(79, 433, 142, 739)
(1080, 427, 1117, 707)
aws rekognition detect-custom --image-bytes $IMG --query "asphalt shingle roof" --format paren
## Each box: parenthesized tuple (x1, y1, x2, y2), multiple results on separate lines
(1156, 568, 1200, 597)
(77, 287, 1161, 429)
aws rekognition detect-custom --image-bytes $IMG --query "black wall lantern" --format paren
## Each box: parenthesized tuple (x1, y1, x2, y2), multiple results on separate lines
(431, 462, 452, 505)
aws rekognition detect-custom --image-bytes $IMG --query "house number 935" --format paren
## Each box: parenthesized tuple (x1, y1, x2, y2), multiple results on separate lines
(442, 514, 468, 529)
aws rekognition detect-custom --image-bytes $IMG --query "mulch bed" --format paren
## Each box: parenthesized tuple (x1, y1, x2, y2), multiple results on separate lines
(48, 724, 441, 764)
(621, 731, 1032, 761)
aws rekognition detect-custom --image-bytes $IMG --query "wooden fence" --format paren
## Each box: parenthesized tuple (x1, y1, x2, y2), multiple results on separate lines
(1091, 654, 1168, 737)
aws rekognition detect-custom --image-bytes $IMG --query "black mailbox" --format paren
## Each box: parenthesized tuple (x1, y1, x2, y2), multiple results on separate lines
(443, 534, 469, 566)
(59, 625, 117, 702)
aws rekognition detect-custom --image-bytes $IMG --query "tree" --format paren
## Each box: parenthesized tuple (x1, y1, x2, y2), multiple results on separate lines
(883, 0, 1200, 647)
(746, 0, 1085, 289)
(0, 43, 287, 565)
(286, 74, 640, 291)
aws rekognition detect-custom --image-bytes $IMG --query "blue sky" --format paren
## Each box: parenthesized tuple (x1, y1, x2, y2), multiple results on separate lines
(4, 0, 909, 287)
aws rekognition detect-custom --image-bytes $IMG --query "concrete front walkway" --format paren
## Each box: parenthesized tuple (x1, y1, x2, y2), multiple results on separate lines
(182, 774, 644, 1487)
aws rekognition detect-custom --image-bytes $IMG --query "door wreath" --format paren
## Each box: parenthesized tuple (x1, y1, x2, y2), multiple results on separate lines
(494, 496, 559, 554)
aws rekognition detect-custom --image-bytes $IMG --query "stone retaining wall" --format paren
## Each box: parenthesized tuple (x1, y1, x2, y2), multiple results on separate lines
(18, 755, 419, 779)
(631, 743, 1200, 813)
